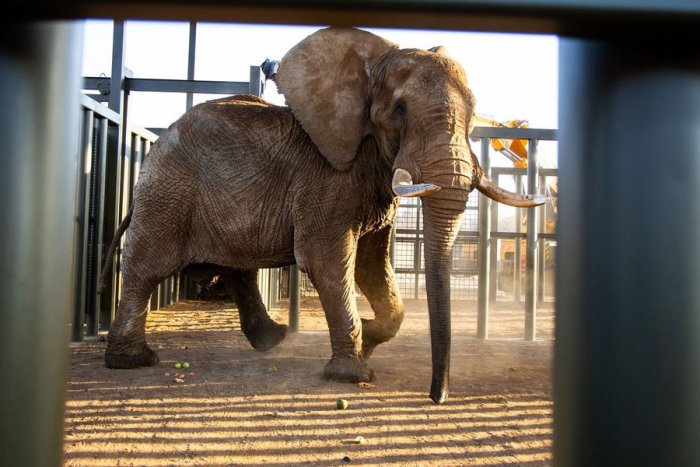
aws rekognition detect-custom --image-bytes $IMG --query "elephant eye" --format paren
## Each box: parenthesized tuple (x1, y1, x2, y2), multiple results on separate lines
(395, 101, 406, 118)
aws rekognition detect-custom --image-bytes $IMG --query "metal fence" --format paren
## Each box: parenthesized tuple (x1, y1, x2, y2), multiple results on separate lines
(72, 94, 161, 341)
(72, 20, 268, 341)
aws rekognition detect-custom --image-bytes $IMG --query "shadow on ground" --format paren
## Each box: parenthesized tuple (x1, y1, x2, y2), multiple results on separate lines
(64, 300, 553, 466)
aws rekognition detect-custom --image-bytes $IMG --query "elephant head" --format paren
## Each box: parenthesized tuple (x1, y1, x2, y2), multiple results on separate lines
(276, 27, 544, 403)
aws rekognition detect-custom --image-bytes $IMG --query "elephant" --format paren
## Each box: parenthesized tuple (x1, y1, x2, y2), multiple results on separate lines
(100, 27, 544, 403)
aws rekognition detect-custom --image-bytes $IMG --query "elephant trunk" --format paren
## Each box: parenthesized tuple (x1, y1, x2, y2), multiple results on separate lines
(421, 200, 463, 404)
(392, 137, 545, 404)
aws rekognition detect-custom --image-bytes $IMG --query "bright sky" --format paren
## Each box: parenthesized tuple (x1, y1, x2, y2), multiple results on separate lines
(81, 20, 558, 167)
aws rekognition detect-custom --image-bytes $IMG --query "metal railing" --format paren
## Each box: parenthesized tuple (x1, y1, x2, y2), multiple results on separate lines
(75, 61, 267, 340)
(471, 126, 557, 340)
(73, 94, 160, 340)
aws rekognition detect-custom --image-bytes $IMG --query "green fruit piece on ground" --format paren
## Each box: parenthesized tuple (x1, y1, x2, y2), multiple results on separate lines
(174, 363, 182, 369)
(183, 362, 190, 368)
(336, 398, 348, 410)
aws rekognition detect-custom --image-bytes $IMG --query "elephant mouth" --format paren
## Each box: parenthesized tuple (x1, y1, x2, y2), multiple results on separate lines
(391, 167, 546, 207)
(391, 168, 441, 197)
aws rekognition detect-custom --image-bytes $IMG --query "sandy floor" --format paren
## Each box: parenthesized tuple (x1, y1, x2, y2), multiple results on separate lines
(63, 298, 554, 466)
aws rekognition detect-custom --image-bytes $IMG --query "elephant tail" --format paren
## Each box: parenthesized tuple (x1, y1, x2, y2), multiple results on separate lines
(97, 207, 133, 293)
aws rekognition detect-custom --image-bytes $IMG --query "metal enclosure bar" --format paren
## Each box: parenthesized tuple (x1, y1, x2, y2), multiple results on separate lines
(107, 20, 126, 325)
(476, 137, 491, 339)
(0, 22, 83, 467)
(91, 117, 109, 335)
(249, 66, 263, 95)
(537, 173, 547, 301)
(289, 266, 301, 332)
(471, 126, 557, 141)
(524, 138, 539, 340)
(555, 39, 700, 466)
(186, 21, 197, 110)
(514, 174, 523, 303)
(126, 77, 250, 95)
(72, 109, 95, 342)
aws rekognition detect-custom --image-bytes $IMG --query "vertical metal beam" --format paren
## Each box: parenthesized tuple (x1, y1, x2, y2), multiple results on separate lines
(477, 138, 491, 339)
(514, 173, 523, 303)
(93, 118, 109, 334)
(524, 139, 539, 341)
(537, 173, 547, 301)
(249, 65, 262, 96)
(108, 21, 125, 114)
(289, 266, 300, 332)
(186, 21, 197, 110)
(488, 180, 499, 302)
(72, 109, 95, 342)
(0, 21, 83, 467)
(132, 136, 143, 186)
(555, 39, 700, 466)
(108, 20, 126, 323)
(414, 201, 421, 299)
(150, 286, 160, 311)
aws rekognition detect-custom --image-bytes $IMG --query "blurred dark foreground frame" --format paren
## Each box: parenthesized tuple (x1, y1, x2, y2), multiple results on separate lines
(1, 2, 699, 466)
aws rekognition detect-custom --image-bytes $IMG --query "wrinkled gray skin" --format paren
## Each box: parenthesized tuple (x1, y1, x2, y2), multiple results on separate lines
(103, 27, 541, 403)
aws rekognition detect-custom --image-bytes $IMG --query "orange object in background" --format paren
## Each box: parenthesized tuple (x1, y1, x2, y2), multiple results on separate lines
(473, 115, 530, 167)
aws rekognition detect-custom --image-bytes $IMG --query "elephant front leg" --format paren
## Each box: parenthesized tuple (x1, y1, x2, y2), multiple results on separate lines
(355, 225, 405, 359)
(105, 279, 160, 369)
(219, 269, 288, 351)
(301, 234, 374, 383)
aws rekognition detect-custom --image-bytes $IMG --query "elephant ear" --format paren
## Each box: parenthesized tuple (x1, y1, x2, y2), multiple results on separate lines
(276, 27, 397, 172)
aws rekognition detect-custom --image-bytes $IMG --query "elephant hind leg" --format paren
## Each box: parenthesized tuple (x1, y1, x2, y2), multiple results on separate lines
(219, 269, 288, 352)
(105, 279, 160, 368)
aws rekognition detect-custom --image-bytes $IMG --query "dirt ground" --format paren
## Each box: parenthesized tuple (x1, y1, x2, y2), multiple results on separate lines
(63, 298, 554, 466)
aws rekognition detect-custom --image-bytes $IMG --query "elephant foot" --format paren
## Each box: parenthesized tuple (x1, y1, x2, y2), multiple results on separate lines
(246, 321, 288, 352)
(323, 356, 375, 383)
(105, 341, 160, 369)
(360, 318, 397, 360)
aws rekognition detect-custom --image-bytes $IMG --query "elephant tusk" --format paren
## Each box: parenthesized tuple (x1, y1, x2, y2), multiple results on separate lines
(392, 168, 441, 198)
(477, 176, 548, 207)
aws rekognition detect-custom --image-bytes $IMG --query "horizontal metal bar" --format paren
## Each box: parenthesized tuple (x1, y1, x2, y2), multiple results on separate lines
(395, 229, 478, 238)
(80, 93, 120, 124)
(491, 167, 559, 178)
(471, 126, 558, 141)
(83, 92, 110, 103)
(490, 231, 556, 240)
(126, 78, 250, 95)
(492, 167, 527, 177)
(84, 76, 251, 95)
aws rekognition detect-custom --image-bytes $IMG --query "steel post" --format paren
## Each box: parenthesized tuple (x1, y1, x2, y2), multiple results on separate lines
(72, 109, 95, 342)
(524, 139, 539, 341)
(477, 138, 492, 339)
(555, 39, 700, 466)
(108, 20, 126, 323)
(0, 21, 83, 467)
(514, 174, 523, 303)
(289, 265, 301, 332)
(488, 184, 499, 303)
(95, 118, 109, 332)
(186, 21, 197, 110)
(538, 174, 547, 301)
(249, 65, 262, 96)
